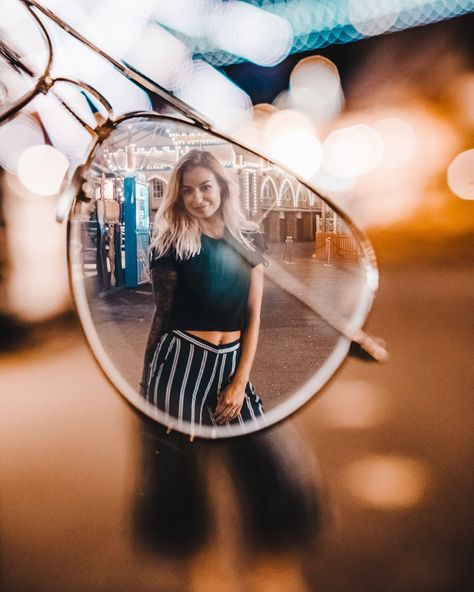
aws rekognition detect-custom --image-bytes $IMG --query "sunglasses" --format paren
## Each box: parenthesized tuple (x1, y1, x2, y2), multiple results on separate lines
(1, 0, 388, 440)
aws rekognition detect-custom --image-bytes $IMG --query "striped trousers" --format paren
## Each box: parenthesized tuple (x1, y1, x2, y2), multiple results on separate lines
(144, 330, 264, 429)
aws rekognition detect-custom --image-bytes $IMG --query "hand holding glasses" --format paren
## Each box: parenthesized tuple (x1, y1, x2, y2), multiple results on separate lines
(0, 0, 388, 440)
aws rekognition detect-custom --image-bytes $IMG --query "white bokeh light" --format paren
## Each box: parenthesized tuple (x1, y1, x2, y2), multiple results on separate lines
(311, 165, 356, 196)
(17, 145, 69, 197)
(153, 0, 216, 38)
(0, 115, 44, 173)
(176, 61, 251, 130)
(264, 110, 322, 179)
(4, 173, 69, 322)
(212, 1, 293, 66)
(37, 0, 156, 65)
(30, 92, 91, 164)
(125, 24, 191, 91)
(48, 17, 152, 117)
(447, 149, 474, 200)
(268, 130, 322, 180)
(289, 55, 343, 123)
(0, 0, 49, 69)
(348, 0, 399, 36)
(322, 124, 384, 179)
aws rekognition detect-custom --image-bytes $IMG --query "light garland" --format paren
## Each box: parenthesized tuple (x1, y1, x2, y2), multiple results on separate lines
(252, 172, 258, 214)
(242, 170, 250, 212)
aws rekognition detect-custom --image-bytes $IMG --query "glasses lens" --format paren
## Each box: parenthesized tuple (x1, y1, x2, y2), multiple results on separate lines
(69, 115, 377, 439)
(0, 0, 50, 120)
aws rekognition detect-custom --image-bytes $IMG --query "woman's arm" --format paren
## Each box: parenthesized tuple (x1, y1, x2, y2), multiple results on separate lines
(213, 264, 264, 423)
(140, 263, 177, 394)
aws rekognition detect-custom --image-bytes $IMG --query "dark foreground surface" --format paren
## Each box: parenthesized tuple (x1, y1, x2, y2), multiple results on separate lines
(1, 232, 473, 592)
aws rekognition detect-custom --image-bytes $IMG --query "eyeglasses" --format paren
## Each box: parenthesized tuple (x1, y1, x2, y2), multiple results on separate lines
(1, 0, 388, 440)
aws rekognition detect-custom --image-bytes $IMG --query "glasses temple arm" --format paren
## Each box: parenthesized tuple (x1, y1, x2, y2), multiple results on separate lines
(263, 259, 389, 363)
(0, 40, 36, 77)
(25, 0, 213, 131)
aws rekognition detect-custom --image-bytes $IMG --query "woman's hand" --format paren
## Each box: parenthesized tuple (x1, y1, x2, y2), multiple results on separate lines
(213, 379, 246, 424)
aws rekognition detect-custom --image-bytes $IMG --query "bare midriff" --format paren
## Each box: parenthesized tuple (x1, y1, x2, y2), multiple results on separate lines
(185, 330, 241, 346)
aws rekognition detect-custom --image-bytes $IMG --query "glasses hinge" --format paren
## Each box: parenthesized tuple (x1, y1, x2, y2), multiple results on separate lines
(37, 76, 54, 95)
(95, 119, 115, 142)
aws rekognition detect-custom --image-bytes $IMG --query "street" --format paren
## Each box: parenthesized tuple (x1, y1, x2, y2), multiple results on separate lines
(0, 232, 473, 591)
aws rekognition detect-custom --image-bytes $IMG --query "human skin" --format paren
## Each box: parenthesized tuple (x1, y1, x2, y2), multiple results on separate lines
(180, 165, 264, 424)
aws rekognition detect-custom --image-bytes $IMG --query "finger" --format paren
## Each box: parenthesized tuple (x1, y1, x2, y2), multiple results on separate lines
(213, 406, 233, 422)
(214, 398, 230, 415)
(215, 405, 240, 423)
(216, 408, 241, 424)
(217, 414, 234, 425)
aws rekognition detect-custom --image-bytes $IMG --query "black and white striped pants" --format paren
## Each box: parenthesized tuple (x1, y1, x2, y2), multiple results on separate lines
(144, 330, 264, 428)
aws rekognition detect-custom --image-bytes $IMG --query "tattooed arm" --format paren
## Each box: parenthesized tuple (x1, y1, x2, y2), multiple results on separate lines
(140, 262, 177, 395)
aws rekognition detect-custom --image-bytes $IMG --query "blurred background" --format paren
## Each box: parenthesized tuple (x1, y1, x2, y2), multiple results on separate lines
(1, 1, 473, 590)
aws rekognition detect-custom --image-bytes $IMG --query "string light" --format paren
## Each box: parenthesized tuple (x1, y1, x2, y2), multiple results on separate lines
(98, 136, 325, 216)
(252, 172, 258, 214)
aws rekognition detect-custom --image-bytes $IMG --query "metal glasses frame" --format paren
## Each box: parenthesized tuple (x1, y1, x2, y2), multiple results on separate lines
(1, 0, 388, 438)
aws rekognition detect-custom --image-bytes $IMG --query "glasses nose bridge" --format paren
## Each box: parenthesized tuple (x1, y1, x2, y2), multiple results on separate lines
(48, 77, 114, 137)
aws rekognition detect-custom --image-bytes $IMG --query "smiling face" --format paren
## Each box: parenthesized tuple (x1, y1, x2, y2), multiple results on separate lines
(180, 166, 223, 222)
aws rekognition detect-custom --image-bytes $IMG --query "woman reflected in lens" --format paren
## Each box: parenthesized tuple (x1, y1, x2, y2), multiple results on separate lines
(140, 149, 265, 429)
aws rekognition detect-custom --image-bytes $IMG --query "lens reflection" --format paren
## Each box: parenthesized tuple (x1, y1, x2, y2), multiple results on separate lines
(69, 115, 375, 438)
(0, 0, 50, 119)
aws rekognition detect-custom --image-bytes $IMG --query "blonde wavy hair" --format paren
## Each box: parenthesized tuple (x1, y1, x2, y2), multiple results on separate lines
(150, 149, 260, 259)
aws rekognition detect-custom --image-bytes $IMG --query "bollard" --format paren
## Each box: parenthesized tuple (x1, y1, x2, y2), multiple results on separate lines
(284, 235, 294, 264)
(324, 236, 333, 267)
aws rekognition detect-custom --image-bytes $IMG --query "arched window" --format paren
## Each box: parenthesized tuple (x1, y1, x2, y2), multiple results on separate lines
(261, 177, 278, 207)
(280, 179, 295, 207)
(150, 178, 166, 200)
(296, 187, 310, 207)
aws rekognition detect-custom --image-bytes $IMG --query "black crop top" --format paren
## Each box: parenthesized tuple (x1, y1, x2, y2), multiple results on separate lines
(150, 230, 265, 331)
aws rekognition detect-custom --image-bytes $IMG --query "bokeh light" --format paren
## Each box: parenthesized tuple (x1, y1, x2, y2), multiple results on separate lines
(125, 24, 191, 91)
(0, 0, 50, 73)
(0, 115, 44, 173)
(322, 124, 384, 179)
(190, 0, 474, 66)
(447, 149, 474, 200)
(311, 165, 356, 196)
(212, 1, 293, 67)
(264, 110, 322, 179)
(49, 25, 152, 116)
(29, 92, 91, 164)
(17, 145, 69, 196)
(347, 106, 460, 228)
(153, 0, 215, 38)
(372, 116, 417, 170)
(3, 174, 69, 322)
(317, 379, 390, 428)
(348, 0, 400, 36)
(176, 60, 251, 130)
(450, 73, 474, 126)
(288, 55, 343, 124)
(87, 0, 157, 59)
(268, 130, 322, 179)
(341, 455, 430, 509)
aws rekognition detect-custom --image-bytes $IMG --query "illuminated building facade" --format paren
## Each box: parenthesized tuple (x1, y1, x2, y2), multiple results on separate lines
(96, 132, 335, 243)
